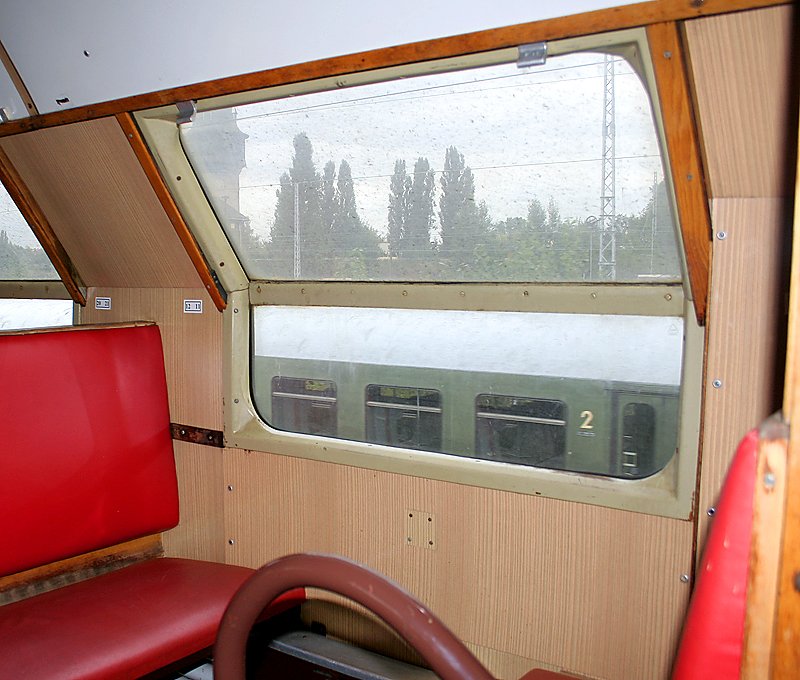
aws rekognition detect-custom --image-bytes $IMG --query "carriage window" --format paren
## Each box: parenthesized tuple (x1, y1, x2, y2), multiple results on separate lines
(0, 298, 72, 329)
(270, 377, 337, 437)
(143, 28, 700, 513)
(620, 402, 656, 478)
(366, 385, 442, 451)
(251, 306, 683, 479)
(0, 182, 59, 280)
(475, 395, 566, 468)
(181, 45, 680, 284)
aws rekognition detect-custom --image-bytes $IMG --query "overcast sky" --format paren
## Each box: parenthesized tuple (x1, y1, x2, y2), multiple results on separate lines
(185, 50, 666, 243)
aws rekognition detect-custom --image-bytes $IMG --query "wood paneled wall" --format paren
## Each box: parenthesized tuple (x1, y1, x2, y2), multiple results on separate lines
(223, 448, 693, 680)
(0, 118, 199, 288)
(685, 6, 792, 548)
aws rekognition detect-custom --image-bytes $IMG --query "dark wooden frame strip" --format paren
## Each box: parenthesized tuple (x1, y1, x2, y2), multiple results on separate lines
(647, 21, 712, 325)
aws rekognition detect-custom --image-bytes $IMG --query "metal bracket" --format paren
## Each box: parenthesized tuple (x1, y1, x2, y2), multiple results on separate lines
(518, 42, 547, 68)
(176, 100, 197, 125)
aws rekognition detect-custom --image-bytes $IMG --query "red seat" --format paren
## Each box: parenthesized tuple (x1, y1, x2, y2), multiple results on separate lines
(0, 324, 306, 678)
(671, 428, 759, 679)
(0, 559, 254, 680)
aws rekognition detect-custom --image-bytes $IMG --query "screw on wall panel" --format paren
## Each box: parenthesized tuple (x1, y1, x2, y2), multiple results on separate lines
(663, 51, 672, 59)
(712, 379, 723, 388)
(234, 398, 240, 404)
(180, 429, 186, 436)
(687, 174, 694, 181)
(228, 539, 235, 545)
(717, 231, 727, 240)
(680, 574, 690, 583)
(691, 0, 706, 7)
(227, 485, 234, 491)
(764, 472, 776, 489)
(707, 507, 716, 517)
(665, 293, 672, 301)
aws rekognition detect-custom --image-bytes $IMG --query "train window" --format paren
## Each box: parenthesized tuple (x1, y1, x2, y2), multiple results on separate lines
(0, 298, 73, 329)
(365, 385, 442, 451)
(180, 41, 679, 284)
(620, 402, 657, 478)
(0, 182, 59, 280)
(270, 377, 337, 437)
(475, 395, 566, 468)
(137, 27, 704, 517)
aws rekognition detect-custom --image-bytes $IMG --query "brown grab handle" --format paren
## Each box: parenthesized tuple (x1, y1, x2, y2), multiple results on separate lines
(214, 553, 497, 680)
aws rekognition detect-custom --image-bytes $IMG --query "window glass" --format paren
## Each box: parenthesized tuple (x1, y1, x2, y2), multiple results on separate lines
(0, 299, 72, 330)
(0, 183, 59, 280)
(182, 50, 679, 283)
(366, 385, 442, 451)
(252, 306, 682, 478)
(475, 395, 566, 467)
(270, 376, 337, 436)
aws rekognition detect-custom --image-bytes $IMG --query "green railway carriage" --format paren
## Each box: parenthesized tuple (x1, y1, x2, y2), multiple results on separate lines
(254, 357, 679, 479)
(251, 305, 682, 480)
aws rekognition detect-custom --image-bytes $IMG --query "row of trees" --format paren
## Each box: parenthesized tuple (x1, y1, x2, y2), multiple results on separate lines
(250, 132, 679, 281)
(0, 230, 55, 279)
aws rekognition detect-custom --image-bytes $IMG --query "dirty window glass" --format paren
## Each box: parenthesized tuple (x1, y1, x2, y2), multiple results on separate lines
(252, 306, 682, 479)
(0, 299, 72, 329)
(0, 183, 59, 280)
(182, 50, 680, 283)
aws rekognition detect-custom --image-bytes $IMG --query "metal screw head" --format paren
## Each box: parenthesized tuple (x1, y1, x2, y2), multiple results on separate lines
(712, 379, 723, 389)
(663, 50, 673, 59)
(717, 231, 727, 240)
(680, 574, 690, 583)
(764, 472, 776, 489)
(228, 539, 235, 545)
(707, 506, 716, 517)
(227, 484, 234, 491)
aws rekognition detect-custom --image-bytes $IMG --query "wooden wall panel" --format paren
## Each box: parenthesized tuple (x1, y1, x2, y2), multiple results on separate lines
(697, 198, 785, 545)
(0, 117, 200, 287)
(684, 6, 793, 198)
(81, 286, 223, 429)
(162, 440, 225, 562)
(223, 449, 694, 680)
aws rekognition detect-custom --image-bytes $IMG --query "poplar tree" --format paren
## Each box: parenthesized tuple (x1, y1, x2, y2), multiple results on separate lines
(386, 160, 409, 258)
(403, 157, 435, 261)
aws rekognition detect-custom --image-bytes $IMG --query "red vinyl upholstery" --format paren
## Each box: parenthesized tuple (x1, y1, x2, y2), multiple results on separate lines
(0, 324, 306, 678)
(0, 559, 254, 680)
(0, 325, 179, 576)
(671, 428, 759, 679)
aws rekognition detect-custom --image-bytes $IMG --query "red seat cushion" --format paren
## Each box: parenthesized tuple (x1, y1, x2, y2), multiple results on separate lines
(0, 558, 256, 680)
(0, 325, 179, 576)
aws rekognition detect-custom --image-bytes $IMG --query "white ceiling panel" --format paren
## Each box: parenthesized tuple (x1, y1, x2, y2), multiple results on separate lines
(0, 0, 636, 115)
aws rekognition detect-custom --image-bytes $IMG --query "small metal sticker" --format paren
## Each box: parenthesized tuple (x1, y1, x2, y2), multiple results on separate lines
(95, 296, 111, 310)
(184, 299, 203, 314)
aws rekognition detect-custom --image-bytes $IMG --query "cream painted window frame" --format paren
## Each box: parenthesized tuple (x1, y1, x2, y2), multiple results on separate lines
(135, 27, 702, 519)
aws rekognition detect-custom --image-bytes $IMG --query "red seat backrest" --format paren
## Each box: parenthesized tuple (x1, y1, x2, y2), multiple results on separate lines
(671, 428, 759, 679)
(0, 324, 179, 577)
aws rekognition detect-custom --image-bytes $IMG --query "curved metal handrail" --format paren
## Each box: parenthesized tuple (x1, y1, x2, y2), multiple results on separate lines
(214, 553, 497, 680)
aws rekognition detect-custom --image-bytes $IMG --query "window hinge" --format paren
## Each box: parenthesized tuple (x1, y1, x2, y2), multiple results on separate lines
(176, 100, 197, 125)
(517, 42, 547, 68)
